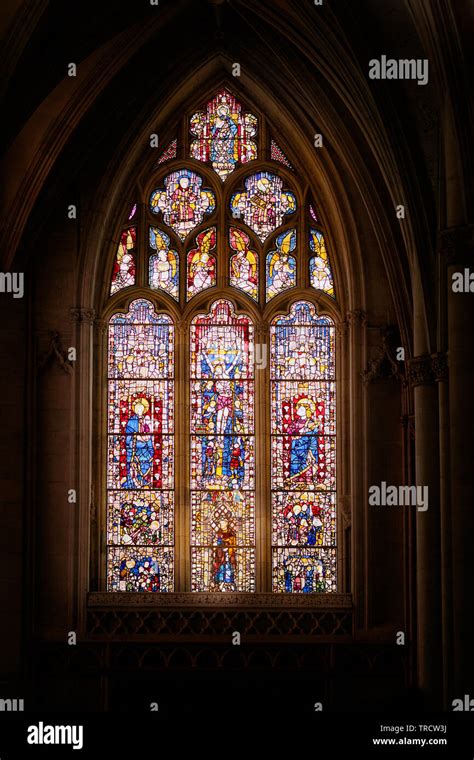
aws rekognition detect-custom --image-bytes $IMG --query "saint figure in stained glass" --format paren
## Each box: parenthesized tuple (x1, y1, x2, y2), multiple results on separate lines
(190, 300, 255, 592)
(187, 227, 217, 300)
(149, 228, 179, 300)
(190, 89, 257, 181)
(309, 228, 334, 297)
(266, 229, 297, 301)
(270, 302, 336, 593)
(150, 169, 215, 240)
(230, 172, 296, 241)
(107, 300, 174, 592)
(229, 227, 258, 300)
(110, 228, 136, 295)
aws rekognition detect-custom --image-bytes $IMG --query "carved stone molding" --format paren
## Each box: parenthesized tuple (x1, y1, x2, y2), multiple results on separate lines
(36, 641, 407, 679)
(94, 318, 107, 336)
(70, 307, 96, 325)
(37, 331, 74, 375)
(336, 320, 348, 338)
(408, 353, 448, 386)
(431, 351, 448, 382)
(363, 325, 405, 384)
(86, 606, 353, 640)
(408, 354, 434, 386)
(88, 592, 352, 609)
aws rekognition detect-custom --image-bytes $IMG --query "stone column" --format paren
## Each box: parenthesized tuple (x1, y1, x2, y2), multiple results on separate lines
(70, 307, 95, 633)
(408, 355, 442, 707)
(440, 225, 474, 698)
(347, 310, 367, 627)
(432, 351, 450, 707)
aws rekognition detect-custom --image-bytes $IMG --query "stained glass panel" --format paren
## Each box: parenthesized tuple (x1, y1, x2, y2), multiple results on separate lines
(190, 89, 257, 181)
(272, 548, 337, 593)
(272, 492, 336, 547)
(230, 172, 296, 241)
(190, 300, 255, 591)
(149, 169, 215, 240)
(108, 547, 173, 592)
(110, 228, 136, 295)
(270, 139, 293, 169)
(270, 302, 336, 592)
(128, 203, 137, 220)
(107, 300, 174, 591)
(310, 229, 334, 297)
(187, 227, 217, 300)
(266, 229, 297, 301)
(149, 227, 179, 301)
(229, 227, 258, 300)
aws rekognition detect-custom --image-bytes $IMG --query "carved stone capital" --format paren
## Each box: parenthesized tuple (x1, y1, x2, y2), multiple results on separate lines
(336, 320, 348, 337)
(408, 354, 434, 386)
(347, 309, 367, 326)
(408, 353, 448, 386)
(94, 318, 108, 336)
(70, 307, 96, 325)
(431, 351, 448, 382)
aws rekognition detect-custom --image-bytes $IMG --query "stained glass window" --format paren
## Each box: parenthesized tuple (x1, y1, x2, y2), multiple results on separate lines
(190, 299, 255, 591)
(270, 139, 293, 169)
(107, 300, 174, 591)
(309, 204, 318, 223)
(105, 89, 339, 596)
(230, 172, 296, 241)
(187, 227, 217, 300)
(270, 302, 336, 592)
(149, 227, 179, 301)
(149, 168, 216, 240)
(309, 228, 334, 297)
(229, 227, 258, 301)
(155, 138, 177, 167)
(190, 89, 257, 181)
(266, 229, 297, 301)
(110, 228, 136, 295)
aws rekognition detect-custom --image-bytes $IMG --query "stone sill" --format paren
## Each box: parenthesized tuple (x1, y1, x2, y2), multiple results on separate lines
(87, 592, 353, 609)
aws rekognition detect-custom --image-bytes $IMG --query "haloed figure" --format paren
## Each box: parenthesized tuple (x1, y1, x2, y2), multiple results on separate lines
(211, 519, 237, 591)
(124, 398, 154, 488)
(286, 397, 319, 487)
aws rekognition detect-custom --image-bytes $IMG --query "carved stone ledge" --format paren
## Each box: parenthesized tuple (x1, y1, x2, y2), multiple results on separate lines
(88, 592, 352, 609)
